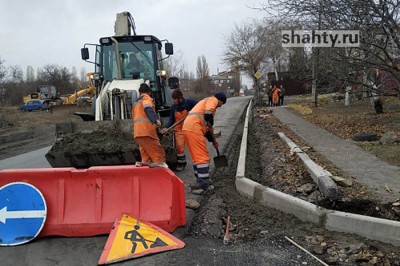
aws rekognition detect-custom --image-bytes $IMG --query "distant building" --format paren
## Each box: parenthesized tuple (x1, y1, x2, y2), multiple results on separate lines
(211, 70, 240, 96)
(173, 70, 241, 96)
(178, 76, 195, 92)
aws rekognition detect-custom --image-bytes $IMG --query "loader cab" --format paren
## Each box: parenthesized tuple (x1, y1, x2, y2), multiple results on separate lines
(82, 35, 173, 112)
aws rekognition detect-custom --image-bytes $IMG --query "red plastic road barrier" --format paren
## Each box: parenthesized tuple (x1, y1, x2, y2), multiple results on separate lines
(0, 166, 186, 237)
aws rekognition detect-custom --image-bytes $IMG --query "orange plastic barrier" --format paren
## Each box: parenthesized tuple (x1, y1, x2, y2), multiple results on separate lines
(0, 166, 186, 237)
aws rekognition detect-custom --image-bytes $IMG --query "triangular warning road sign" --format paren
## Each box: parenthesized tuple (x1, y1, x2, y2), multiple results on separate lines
(98, 214, 185, 265)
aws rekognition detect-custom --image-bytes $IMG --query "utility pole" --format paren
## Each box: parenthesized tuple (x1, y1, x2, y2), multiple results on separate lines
(311, 0, 322, 107)
(254, 70, 262, 100)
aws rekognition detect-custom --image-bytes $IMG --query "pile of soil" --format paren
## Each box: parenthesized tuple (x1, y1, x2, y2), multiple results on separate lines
(46, 128, 176, 168)
(49, 129, 136, 155)
(189, 103, 400, 265)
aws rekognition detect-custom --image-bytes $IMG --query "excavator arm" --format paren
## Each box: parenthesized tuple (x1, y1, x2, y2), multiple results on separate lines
(63, 86, 95, 105)
(62, 73, 96, 105)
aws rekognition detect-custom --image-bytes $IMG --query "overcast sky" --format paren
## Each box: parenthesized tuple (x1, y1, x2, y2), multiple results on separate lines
(0, 0, 266, 84)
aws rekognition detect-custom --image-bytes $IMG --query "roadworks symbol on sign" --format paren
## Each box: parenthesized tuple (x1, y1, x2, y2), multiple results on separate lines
(98, 214, 185, 265)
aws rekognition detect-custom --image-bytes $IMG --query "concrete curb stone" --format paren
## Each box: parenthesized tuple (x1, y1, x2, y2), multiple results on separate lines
(278, 132, 341, 200)
(235, 99, 400, 246)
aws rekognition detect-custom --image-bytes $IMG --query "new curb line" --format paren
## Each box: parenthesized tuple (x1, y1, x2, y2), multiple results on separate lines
(235, 100, 400, 247)
(278, 132, 341, 201)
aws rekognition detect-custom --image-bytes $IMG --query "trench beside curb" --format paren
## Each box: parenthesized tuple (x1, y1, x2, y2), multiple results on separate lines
(235, 97, 400, 247)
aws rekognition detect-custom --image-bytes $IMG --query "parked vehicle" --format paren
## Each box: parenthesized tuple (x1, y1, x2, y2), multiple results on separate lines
(18, 99, 49, 112)
(23, 85, 61, 105)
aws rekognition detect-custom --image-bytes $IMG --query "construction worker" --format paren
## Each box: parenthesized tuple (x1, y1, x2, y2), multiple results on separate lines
(126, 54, 140, 69)
(125, 54, 146, 79)
(267, 85, 273, 106)
(132, 83, 168, 168)
(272, 85, 281, 106)
(161, 89, 198, 171)
(182, 92, 227, 190)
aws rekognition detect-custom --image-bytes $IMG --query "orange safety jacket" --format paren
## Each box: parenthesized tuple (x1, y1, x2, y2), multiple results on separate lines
(273, 88, 281, 104)
(132, 94, 158, 140)
(182, 96, 219, 135)
(174, 109, 188, 132)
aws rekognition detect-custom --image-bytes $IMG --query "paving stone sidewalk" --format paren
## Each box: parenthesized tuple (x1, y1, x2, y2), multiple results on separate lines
(272, 106, 400, 203)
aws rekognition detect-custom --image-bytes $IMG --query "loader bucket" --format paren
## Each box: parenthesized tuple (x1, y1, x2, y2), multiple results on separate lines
(0, 166, 186, 236)
(45, 150, 140, 168)
(47, 120, 177, 168)
(55, 120, 133, 139)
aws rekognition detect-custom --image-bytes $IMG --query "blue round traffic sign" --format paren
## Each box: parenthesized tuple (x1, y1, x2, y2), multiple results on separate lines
(0, 182, 47, 246)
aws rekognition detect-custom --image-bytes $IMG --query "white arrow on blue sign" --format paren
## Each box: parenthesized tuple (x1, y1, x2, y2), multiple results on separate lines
(0, 182, 47, 246)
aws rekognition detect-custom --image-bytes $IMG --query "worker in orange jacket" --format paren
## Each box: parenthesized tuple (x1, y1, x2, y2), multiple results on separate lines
(161, 89, 198, 171)
(132, 83, 167, 168)
(272, 85, 281, 106)
(182, 92, 227, 190)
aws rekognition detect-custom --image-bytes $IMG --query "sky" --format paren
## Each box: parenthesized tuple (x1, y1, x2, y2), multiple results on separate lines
(0, 0, 266, 86)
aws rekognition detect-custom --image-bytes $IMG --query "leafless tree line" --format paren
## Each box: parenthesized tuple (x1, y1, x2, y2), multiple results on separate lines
(267, 0, 400, 95)
(222, 0, 400, 105)
(1, 51, 225, 106)
(222, 19, 298, 99)
(0, 57, 87, 105)
(165, 52, 240, 97)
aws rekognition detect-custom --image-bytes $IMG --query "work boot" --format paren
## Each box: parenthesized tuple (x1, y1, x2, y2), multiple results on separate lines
(191, 185, 214, 195)
(175, 165, 184, 171)
(206, 185, 215, 191)
(191, 188, 204, 195)
(189, 182, 213, 190)
(149, 162, 169, 169)
(175, 162, 186, 171)
(135, 161, 149, 167)
(189, 183, 202, 190)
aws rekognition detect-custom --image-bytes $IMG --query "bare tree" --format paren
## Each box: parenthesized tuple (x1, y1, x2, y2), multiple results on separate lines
(288, 47, 309, 81)
(222, 21, 267, 99)
(39, 64, 74, 94)
(265, 0, 400, 108)
(0, 57, 6, 84)
(1, 63, 26, 105)
(165, 50, 186, 77)
(196, 55, 209, 79)
(259, 20, 292, 80)
(194, 55, 211, 94)
(8, 65, 24, 83)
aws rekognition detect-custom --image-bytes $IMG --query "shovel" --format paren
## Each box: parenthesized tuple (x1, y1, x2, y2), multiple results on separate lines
(213, 147, 228, 168)
(162, 115, 188, 135)
(157, 115, 187, 140)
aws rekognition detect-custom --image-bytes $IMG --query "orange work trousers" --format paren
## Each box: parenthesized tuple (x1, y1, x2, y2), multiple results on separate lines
(273, 93, 279, 105)
(135, 136, 166, 163)
(183, 129, 209, 165)
(175, 128, 185, 155)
